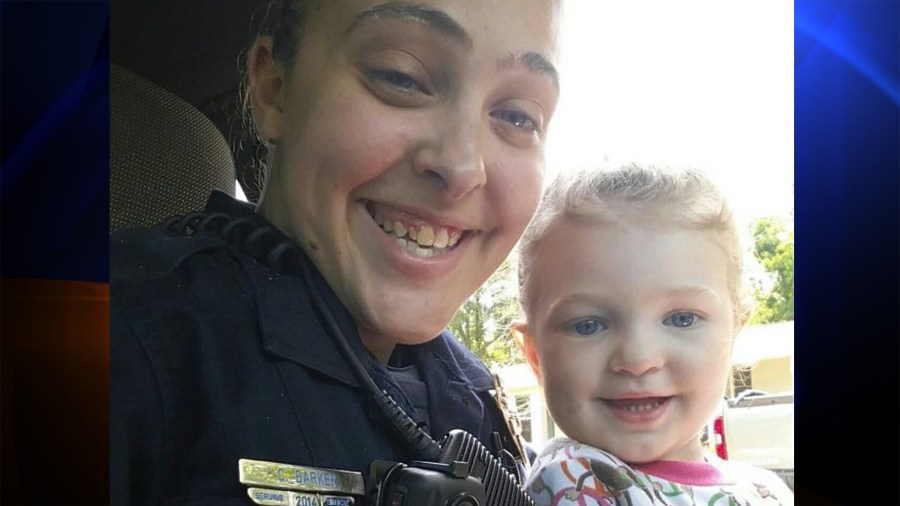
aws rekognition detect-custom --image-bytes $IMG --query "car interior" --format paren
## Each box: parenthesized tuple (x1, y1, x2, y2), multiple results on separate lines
(110, 0, 271, 231)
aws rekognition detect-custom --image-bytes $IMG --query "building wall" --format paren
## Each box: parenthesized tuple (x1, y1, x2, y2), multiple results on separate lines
(751, 356, 793, 393)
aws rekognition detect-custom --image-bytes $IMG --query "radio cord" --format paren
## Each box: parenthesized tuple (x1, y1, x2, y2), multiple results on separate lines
(295, 247, 444, 462)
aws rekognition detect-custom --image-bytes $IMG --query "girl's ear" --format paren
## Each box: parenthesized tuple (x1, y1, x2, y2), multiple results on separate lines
(247, 36, 285, 145)
(511, 321, 542, 386)
(735, 298, 752, 331)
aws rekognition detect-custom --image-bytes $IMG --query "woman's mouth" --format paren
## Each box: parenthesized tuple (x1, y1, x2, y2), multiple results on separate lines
(367, 203, 466, 259)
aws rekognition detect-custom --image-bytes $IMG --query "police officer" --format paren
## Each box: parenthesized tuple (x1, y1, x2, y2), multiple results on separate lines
(111, 0, 563, 503)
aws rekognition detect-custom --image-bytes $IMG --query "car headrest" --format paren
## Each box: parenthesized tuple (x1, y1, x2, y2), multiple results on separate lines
(110, 63, 236, 233)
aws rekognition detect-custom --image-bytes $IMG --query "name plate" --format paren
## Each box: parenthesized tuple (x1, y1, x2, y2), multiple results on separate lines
(247, 487, 354, 506)
(239, 459, 366, 496)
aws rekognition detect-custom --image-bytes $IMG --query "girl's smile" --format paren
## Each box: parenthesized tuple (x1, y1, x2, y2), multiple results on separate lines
(601, 395, 673, 426)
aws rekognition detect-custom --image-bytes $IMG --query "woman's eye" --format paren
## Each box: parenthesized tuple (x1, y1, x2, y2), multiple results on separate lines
(371, 69, 423, 93)
(571, 319, 605, 336)
(490, 109, 540, 133)
(663, 312, 698, 328)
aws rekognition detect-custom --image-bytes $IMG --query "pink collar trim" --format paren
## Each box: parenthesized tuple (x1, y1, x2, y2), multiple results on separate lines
(632, 459, 732, 486)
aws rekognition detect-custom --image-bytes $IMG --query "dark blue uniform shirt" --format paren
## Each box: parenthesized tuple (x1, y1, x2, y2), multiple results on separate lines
(110, 192, 520, 505)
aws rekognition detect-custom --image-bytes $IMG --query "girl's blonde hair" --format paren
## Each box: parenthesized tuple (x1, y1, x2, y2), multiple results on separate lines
(517, 163, 747, 324)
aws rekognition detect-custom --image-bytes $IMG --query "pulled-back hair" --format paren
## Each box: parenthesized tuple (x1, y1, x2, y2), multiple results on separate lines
(257, 0, 322, 69)
(517, 163, 746, 323)
(241, 0, 322, 195)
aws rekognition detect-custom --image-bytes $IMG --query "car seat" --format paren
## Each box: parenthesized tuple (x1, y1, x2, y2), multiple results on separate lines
(109, 63, 236, 232)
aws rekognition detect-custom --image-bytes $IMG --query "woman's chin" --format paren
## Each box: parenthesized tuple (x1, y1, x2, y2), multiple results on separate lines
(358, 312, 452, 352)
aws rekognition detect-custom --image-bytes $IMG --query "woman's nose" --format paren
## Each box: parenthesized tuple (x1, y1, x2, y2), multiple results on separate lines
(413, 110, 487, 200)
(609, 328, 666, 377)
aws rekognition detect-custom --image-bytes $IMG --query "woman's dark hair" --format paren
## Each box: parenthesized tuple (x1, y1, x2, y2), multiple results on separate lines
(260, 0, 321, 68)
(240, 0, 320, 199)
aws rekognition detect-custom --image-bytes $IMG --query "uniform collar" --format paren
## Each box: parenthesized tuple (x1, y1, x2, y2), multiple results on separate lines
(206, 191, 494, 436)
(249, 257, 366, 389)
(203, 190, 368, 388)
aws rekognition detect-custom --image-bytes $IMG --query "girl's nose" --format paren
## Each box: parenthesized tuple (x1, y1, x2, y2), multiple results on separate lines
(609, 328, 666, 377)
(413, 110, 487, 200)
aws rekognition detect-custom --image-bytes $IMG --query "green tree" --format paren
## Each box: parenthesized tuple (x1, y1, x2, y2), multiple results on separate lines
(448, 258, 524, 368)
(748, 216, 794, 324)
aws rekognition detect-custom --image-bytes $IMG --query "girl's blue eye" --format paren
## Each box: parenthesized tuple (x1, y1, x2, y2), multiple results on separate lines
(490, 109, 539, 132)
(664, 312, 697, 328)
(572, 319, 604, 336)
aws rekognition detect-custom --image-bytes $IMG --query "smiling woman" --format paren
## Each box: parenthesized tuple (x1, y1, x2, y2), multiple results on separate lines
(247, 1, 559, 361)
(110, 0, 562, 504)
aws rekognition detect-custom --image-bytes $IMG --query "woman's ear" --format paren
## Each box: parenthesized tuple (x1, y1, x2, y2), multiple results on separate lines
(247, 35, 285, 145)
(511, 321, 542, 386)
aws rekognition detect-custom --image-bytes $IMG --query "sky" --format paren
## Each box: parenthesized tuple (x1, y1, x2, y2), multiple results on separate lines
(545, 0, 795, 232)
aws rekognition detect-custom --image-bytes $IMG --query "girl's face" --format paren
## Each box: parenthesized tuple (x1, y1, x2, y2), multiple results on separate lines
(253, 0, 561, 360)
(519, 217, 736, 463)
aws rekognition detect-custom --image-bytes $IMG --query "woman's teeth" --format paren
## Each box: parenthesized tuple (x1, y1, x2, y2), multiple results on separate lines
(374, 215, 461, 258)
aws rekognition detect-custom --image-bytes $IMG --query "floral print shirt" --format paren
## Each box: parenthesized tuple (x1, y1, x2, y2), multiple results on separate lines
(526, 438, 793, 506)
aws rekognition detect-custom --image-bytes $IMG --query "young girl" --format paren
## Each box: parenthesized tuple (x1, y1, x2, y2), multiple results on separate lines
(514, 164, 793, 505)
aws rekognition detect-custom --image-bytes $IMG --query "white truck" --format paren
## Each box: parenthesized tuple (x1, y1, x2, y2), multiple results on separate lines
(705, 390, 794, 490)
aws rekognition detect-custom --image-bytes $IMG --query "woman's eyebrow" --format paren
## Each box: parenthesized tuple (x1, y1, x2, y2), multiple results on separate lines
(348, 1, 473, 49)
(498, 51, 560, 89)
(349, 1, 559, 89)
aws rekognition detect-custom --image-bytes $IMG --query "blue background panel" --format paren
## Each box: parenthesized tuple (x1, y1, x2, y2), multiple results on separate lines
(795, 1, 899, 505)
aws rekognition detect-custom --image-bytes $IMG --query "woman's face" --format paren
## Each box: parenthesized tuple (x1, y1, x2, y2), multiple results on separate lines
(254, 0, 561, 360)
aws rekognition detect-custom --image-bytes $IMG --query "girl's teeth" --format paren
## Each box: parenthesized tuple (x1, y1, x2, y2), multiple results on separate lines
(623, 401, 662, 412)
(394, 221, 407, 237)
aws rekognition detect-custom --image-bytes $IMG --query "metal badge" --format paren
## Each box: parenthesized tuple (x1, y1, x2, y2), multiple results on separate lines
(239, 459, 366, 496)
(247, 487, 355, 506)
